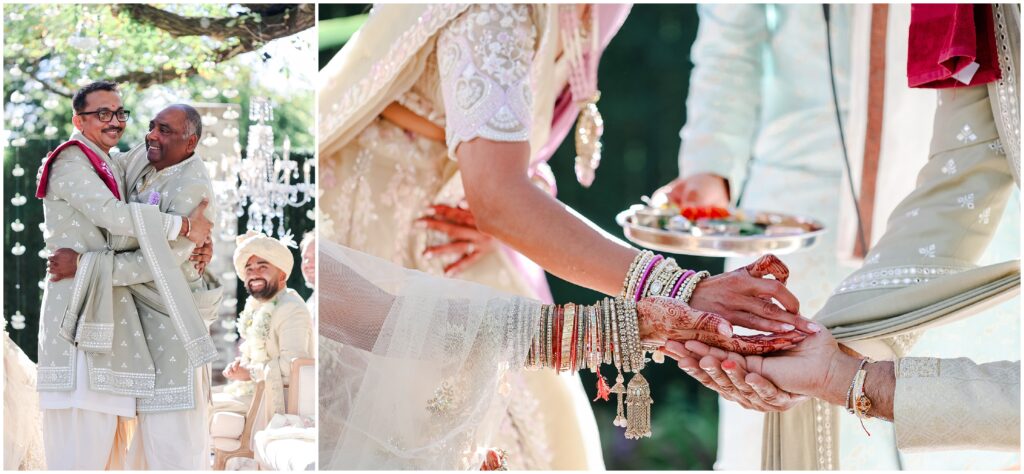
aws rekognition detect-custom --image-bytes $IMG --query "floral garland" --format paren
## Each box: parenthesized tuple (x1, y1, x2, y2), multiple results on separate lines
(224, 296, 276, 398)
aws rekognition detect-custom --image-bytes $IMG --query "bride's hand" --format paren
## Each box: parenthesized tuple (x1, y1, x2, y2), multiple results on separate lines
(416, 203, 496, 276)
(637, 297, 807, 356)
(689, 254, 822, 334)
(662, 340, 809, 412)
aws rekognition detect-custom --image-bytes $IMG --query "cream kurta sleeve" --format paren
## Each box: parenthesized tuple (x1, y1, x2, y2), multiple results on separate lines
(894, 357, 1020, 451)
(677, 4, 768, 199)
(46, 149, 177, 238)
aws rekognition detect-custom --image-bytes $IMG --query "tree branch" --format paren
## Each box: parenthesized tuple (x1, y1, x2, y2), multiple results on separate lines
(99, 4, 313, 90)
(112, 4, 314, 42)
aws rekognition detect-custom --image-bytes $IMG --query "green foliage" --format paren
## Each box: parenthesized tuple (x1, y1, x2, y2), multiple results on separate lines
(4, 3, 314, 361)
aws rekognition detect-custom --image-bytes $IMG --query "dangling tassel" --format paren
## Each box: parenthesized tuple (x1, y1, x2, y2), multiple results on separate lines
(624, 372, 653, 439)
(593, 373, 612, 402)
(611, 372, 626, 427)
(574, 94, 604, 188)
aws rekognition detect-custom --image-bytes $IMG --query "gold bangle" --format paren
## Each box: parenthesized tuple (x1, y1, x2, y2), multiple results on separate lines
(561, 303, 576, 373)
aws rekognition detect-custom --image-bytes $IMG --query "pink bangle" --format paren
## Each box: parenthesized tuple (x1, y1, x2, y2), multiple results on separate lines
(669, 269, 695, 298)
(634, 255, 663, 301)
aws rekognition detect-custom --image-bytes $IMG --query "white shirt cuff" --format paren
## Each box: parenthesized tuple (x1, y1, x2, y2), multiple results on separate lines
(168, 216, 183, 240)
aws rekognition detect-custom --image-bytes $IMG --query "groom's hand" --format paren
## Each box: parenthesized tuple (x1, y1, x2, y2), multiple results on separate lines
(688, 254, 821, 334)
(47, 248, 80, 282)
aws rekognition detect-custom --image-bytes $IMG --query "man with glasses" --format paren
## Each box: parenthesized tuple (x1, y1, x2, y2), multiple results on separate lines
(36, 81, 217, 469)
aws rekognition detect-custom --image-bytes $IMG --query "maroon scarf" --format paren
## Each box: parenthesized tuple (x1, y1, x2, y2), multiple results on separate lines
(908, 4, 1001, 88)
(36, 139, 121, 200)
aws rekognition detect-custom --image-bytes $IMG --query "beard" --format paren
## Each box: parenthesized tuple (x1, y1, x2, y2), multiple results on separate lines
(246, 277, 281, 301)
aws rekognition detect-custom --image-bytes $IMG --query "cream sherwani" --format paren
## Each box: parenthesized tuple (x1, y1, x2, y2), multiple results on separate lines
(36, 132, 182, 470)
(246, 289, 313, 431)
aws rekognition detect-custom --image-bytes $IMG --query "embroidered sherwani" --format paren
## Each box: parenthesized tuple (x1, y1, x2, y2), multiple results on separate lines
(111, 150, 223, 470)
(36, 132, 182, 469)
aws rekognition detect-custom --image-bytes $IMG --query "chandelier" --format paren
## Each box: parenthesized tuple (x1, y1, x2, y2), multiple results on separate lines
(234, 96, 314, 240)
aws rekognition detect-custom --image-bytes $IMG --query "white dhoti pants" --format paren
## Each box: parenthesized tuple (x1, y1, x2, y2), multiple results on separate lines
(40, 350, 136, 470)
(42, 408, 119, 470)
(127, 367, 210, 470)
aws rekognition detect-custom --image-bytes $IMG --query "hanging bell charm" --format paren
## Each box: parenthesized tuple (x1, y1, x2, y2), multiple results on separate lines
(611, 372, 626, 427)
(574, 92, 604, 188)
(624, 372, 653, 439)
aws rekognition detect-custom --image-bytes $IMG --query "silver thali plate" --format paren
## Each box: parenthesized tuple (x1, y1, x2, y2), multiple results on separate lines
(616, 206, 826, 258)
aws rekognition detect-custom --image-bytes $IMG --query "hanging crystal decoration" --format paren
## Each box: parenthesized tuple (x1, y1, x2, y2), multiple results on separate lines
(234, 96, 314, 239)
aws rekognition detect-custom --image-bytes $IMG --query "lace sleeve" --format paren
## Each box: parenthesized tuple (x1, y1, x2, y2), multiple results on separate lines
(436, 4, 537, 160)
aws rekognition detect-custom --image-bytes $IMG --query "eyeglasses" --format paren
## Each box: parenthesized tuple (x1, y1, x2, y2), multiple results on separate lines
(78, 108, 130, 123)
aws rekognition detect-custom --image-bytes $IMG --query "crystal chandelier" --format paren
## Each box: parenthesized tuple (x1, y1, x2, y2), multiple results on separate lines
(234, 96, 314, 239)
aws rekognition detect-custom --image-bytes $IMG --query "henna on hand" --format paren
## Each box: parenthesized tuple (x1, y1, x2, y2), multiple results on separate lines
(639, 297, 805, 356)
(417, 203, 495, 276)
(637, 296, 731, 343)
(744, 253, 790, 284)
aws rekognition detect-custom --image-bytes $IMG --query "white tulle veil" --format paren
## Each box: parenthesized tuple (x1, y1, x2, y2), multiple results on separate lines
(318, 240, 542, 469)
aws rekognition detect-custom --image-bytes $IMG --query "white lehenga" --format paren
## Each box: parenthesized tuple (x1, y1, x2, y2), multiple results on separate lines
(318, 240, 545, 469)
(319, 4, 610, 470)
(4, 329, 46, 470)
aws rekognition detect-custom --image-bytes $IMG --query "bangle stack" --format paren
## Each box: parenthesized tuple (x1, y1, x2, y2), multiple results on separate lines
(620, 250, 709, 303)
(526, 296, 652, 438)
(523, 249, 724, 440)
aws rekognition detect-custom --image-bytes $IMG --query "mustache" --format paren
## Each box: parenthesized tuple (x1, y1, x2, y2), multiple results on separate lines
(103, 126, 123, 133)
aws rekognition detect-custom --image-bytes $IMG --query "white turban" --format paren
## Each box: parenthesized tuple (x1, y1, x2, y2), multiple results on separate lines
(233, 231, 294, 280)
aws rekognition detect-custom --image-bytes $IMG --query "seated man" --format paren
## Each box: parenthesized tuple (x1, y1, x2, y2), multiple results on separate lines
(215, 232, 313, 432)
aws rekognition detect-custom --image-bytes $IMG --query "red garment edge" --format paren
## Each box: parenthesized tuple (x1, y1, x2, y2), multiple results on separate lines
(36, 139, 121, 200)
(908, 4, 1001, 89)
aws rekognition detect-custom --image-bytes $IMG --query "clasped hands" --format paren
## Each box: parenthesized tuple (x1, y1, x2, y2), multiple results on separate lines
(636, 254, 830, 413)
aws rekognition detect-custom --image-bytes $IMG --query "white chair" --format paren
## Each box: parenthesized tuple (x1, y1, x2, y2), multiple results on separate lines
(254, 358, 316, 470)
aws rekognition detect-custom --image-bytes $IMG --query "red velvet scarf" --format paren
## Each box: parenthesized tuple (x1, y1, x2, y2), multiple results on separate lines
(908, 4, 1001, 88)
(36, 140, 121, 200)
